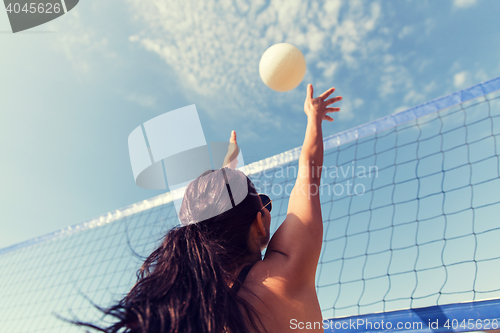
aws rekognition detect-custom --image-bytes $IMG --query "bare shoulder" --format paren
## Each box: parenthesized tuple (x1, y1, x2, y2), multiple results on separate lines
(257, 210, 323, 289)
(238, 256, 324, 333)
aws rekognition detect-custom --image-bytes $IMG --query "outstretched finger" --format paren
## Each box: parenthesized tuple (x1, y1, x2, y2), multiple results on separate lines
(324, 115, 334, 122)
(318, 87, 335, 100)
(307, 84, 314, 100)
(325, 96, 342, 105)
(326, 107, 341, 113)
(229, 130, 237, 144)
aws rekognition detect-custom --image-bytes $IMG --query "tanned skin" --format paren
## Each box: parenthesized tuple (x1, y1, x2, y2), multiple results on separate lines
(225, 84, 342, 332)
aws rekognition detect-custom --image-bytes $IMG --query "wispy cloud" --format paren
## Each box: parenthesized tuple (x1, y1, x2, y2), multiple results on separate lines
(123, 91, 157, 108)
(379, 55, 413, 97)
(404, 89, 425, 105)
(50, 11, 119, 77)
(397, 26, 414, 39)
(329, 1, 381, 67)
(125, 0, 385, 127)
(337, 97, 363, 121)
(317, 61, 339, 79)
(49, 0, 434, 138)
(453, 0, 478, 8)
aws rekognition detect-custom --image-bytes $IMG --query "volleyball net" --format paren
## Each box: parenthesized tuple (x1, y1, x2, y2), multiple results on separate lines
(1, 77, 499, 333)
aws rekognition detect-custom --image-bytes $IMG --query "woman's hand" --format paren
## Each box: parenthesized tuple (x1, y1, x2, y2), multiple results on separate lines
(222, 130, 239, 169)
(304, 84, 342, 122)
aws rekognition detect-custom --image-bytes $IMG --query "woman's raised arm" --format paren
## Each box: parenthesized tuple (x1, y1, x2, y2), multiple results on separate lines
(265, 84, 342, 287)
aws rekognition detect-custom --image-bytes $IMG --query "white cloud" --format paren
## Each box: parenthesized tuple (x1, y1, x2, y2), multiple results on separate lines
(123, 92, 156, 108)
(474, 69, 489, 83)
(377, 53, 427, 108)
(317, 61, 339, 79)
(453, 0, 478, 8)
(453, 69, 488, 88)
(336, 97, 363, 121)
(424, 18, 436, 35)
(49, 11, 119, 77)
(404, 90, 425, 105)
(453, 71, 469, 88)
(330, 1, 381, 67)
(397, 26, 414, 39)
(379, 63, 412, 97)
(353, 98, 364, 109)
(423, 81, 437, 94)
(392, 105, 409, 114)
(318, 0, 342, 30)
(125, 0, 384, 124)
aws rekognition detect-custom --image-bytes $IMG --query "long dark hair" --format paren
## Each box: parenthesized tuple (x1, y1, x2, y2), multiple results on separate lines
(69, 168, 265, 333)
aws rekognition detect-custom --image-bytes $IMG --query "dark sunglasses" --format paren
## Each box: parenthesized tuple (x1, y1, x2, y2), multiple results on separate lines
(258, 194, 273, 213)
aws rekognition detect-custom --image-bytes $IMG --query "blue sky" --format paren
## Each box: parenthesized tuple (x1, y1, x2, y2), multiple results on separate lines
(1, 0, 500, 250)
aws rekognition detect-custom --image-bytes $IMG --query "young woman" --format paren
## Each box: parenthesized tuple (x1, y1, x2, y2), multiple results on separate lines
(75, 84, 341, 333)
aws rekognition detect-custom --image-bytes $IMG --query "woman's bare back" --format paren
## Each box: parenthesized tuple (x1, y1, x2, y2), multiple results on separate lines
(238, 253, 324, 333)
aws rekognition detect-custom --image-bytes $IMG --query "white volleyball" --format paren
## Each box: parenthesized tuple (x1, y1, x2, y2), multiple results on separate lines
(259, 43, 307, 92)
